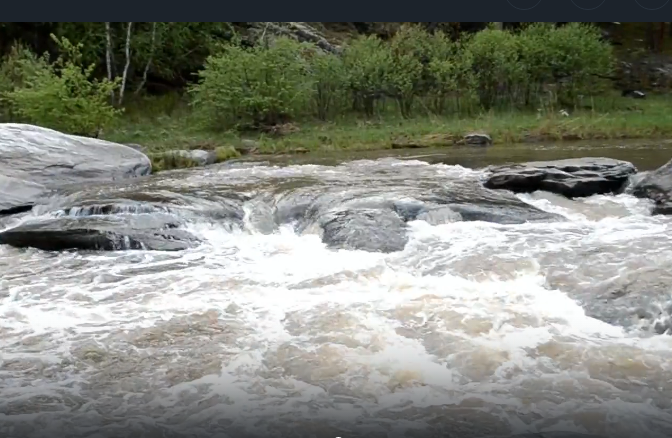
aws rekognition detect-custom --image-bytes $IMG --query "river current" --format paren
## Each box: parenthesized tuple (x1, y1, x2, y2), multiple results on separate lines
(2, 143, 672, 438)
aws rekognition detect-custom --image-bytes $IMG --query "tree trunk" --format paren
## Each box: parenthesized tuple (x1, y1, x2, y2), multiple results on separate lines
(135, 22, 157, 95)
(118, 22, 133, 106)
(104, 22, 115, 104)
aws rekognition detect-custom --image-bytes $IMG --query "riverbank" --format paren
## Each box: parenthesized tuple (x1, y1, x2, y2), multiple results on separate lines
(103, 94, 672, 171)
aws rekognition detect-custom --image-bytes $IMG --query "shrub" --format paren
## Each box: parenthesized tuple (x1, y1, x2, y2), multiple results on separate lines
(425, 33, 478, 115)
(386, 24, 435, 117)
(518, 22, 614, 107)
(464, 28, 526, 110)
(189, 37, 314, 131)
(342, 35, 393, 116)
(0, 43, 52, 121)
(2, 35, 121, 137)
(306, 50, 348, 121)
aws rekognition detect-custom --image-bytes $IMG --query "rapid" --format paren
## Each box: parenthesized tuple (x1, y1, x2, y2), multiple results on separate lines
(2, 148, 672, 438)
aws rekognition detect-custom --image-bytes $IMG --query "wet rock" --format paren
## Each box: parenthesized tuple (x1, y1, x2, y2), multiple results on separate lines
(630, 158, 672, 215)
(464, 132, 492, 146)
(0, 124, 152, 216)
(160, 149, 217, 166)
(484, 157, 637, 198)
(0, 214, 199, 252)
(421, 187, 566, 224)
(320, 209, 408, 253)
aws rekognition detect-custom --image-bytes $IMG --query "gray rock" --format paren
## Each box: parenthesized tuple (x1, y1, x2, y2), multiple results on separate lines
(0, 124, 152, 215)
(484, 157, 637, 198)
(236, 139, 260, 155)
(464, 132, 492, 145)
(631, 157, 672, 215)
(161, 149, 217, 166)
(0, 213, 200, 252)
(125, 143, 147, 152)
(320, 208, 408, 253)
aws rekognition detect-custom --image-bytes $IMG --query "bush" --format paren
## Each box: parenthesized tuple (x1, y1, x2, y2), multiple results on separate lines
(189, 37, 314, 131)
(0, 43, 52, 121)
(2, 36, 120, 137)
(425, 33, 478, 115)
(386, 25, 435, 117)
(189, 23, 617, 127)
(518, 22, 614, 107)
(342, 35, 393, 116)
(464, 28, 526, 109)
(306, 50, 348, 121)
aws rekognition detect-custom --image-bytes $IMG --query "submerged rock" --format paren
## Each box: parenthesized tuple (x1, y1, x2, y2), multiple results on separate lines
(320, 208, 408, 253)
(0, 124, 152, 216)
(484, 157, 637, 198)
(630, 157, 672, 215)
(0, 214, 199, 252)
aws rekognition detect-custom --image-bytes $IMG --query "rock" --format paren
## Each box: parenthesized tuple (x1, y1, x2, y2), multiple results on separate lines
(630, 158, 672, 214)
(391, 133, 457, 149)
(463, 133, 492, 146)
(0, 213, 200, 252)
(245, 22, 341, 54)
(320, 209, 408, 253)
(622, 89, 646, 99)
(0, 124, 152, 216)
(160, 149, 217, 167)
(235, 139, 260, 155)
(484, 157, 637, 198)
(125, 143, 147, 152)
(0, 175, 47, 215)
(420, 187, 566, 225)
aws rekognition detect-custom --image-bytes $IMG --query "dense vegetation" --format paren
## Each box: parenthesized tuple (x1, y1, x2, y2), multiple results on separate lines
(0, 23, 615, 133)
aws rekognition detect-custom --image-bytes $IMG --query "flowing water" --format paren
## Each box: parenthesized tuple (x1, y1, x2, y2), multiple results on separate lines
(2, 141, 672, 438)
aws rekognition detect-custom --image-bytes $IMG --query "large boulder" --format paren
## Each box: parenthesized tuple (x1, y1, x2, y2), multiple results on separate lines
(0, 123, 152, 215)
(630, 158, 672, 215)
(484, 157, 637, 198)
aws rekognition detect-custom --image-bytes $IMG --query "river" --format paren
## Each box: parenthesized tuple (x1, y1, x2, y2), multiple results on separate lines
(2, 140, 672, 438)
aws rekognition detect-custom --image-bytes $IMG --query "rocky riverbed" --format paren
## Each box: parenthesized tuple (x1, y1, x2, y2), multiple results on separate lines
(2, 124, 672, 438)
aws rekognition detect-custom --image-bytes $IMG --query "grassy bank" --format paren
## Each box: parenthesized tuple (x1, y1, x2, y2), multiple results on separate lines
(102, 93, 672, 170)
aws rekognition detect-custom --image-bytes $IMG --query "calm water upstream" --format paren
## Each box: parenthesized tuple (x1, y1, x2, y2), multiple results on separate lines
(2, 140, 672, 438)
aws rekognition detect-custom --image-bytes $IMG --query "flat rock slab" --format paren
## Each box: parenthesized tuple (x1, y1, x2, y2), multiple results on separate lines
(0, 123, 152, 215)
(484, 157, 637, 198)
(631, 157, 672, 215)
(0, 214, 200, 252)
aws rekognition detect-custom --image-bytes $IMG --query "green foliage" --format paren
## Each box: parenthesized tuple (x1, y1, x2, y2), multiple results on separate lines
(189, 37, 314, 131)
(386, 25, 434, 117)
(464, 28, 526, 109)
(342, 35, 393, 116)
(0, 43, 52, 120)
(2, 35, 121, 136)
(306, 50, 348, 121)
(518, 22, 614, 107)
(426, 36, 478, 114)
(213, 145, 241, 162)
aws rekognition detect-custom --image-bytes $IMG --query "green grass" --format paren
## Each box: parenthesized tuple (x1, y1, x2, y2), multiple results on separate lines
(103, 93, 672, 169)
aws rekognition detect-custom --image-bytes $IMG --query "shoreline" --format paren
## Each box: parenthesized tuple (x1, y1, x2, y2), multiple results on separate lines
(103, 97, 672, 172)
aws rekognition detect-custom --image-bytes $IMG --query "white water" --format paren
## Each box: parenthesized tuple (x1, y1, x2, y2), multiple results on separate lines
(1, 161, 672, 438)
